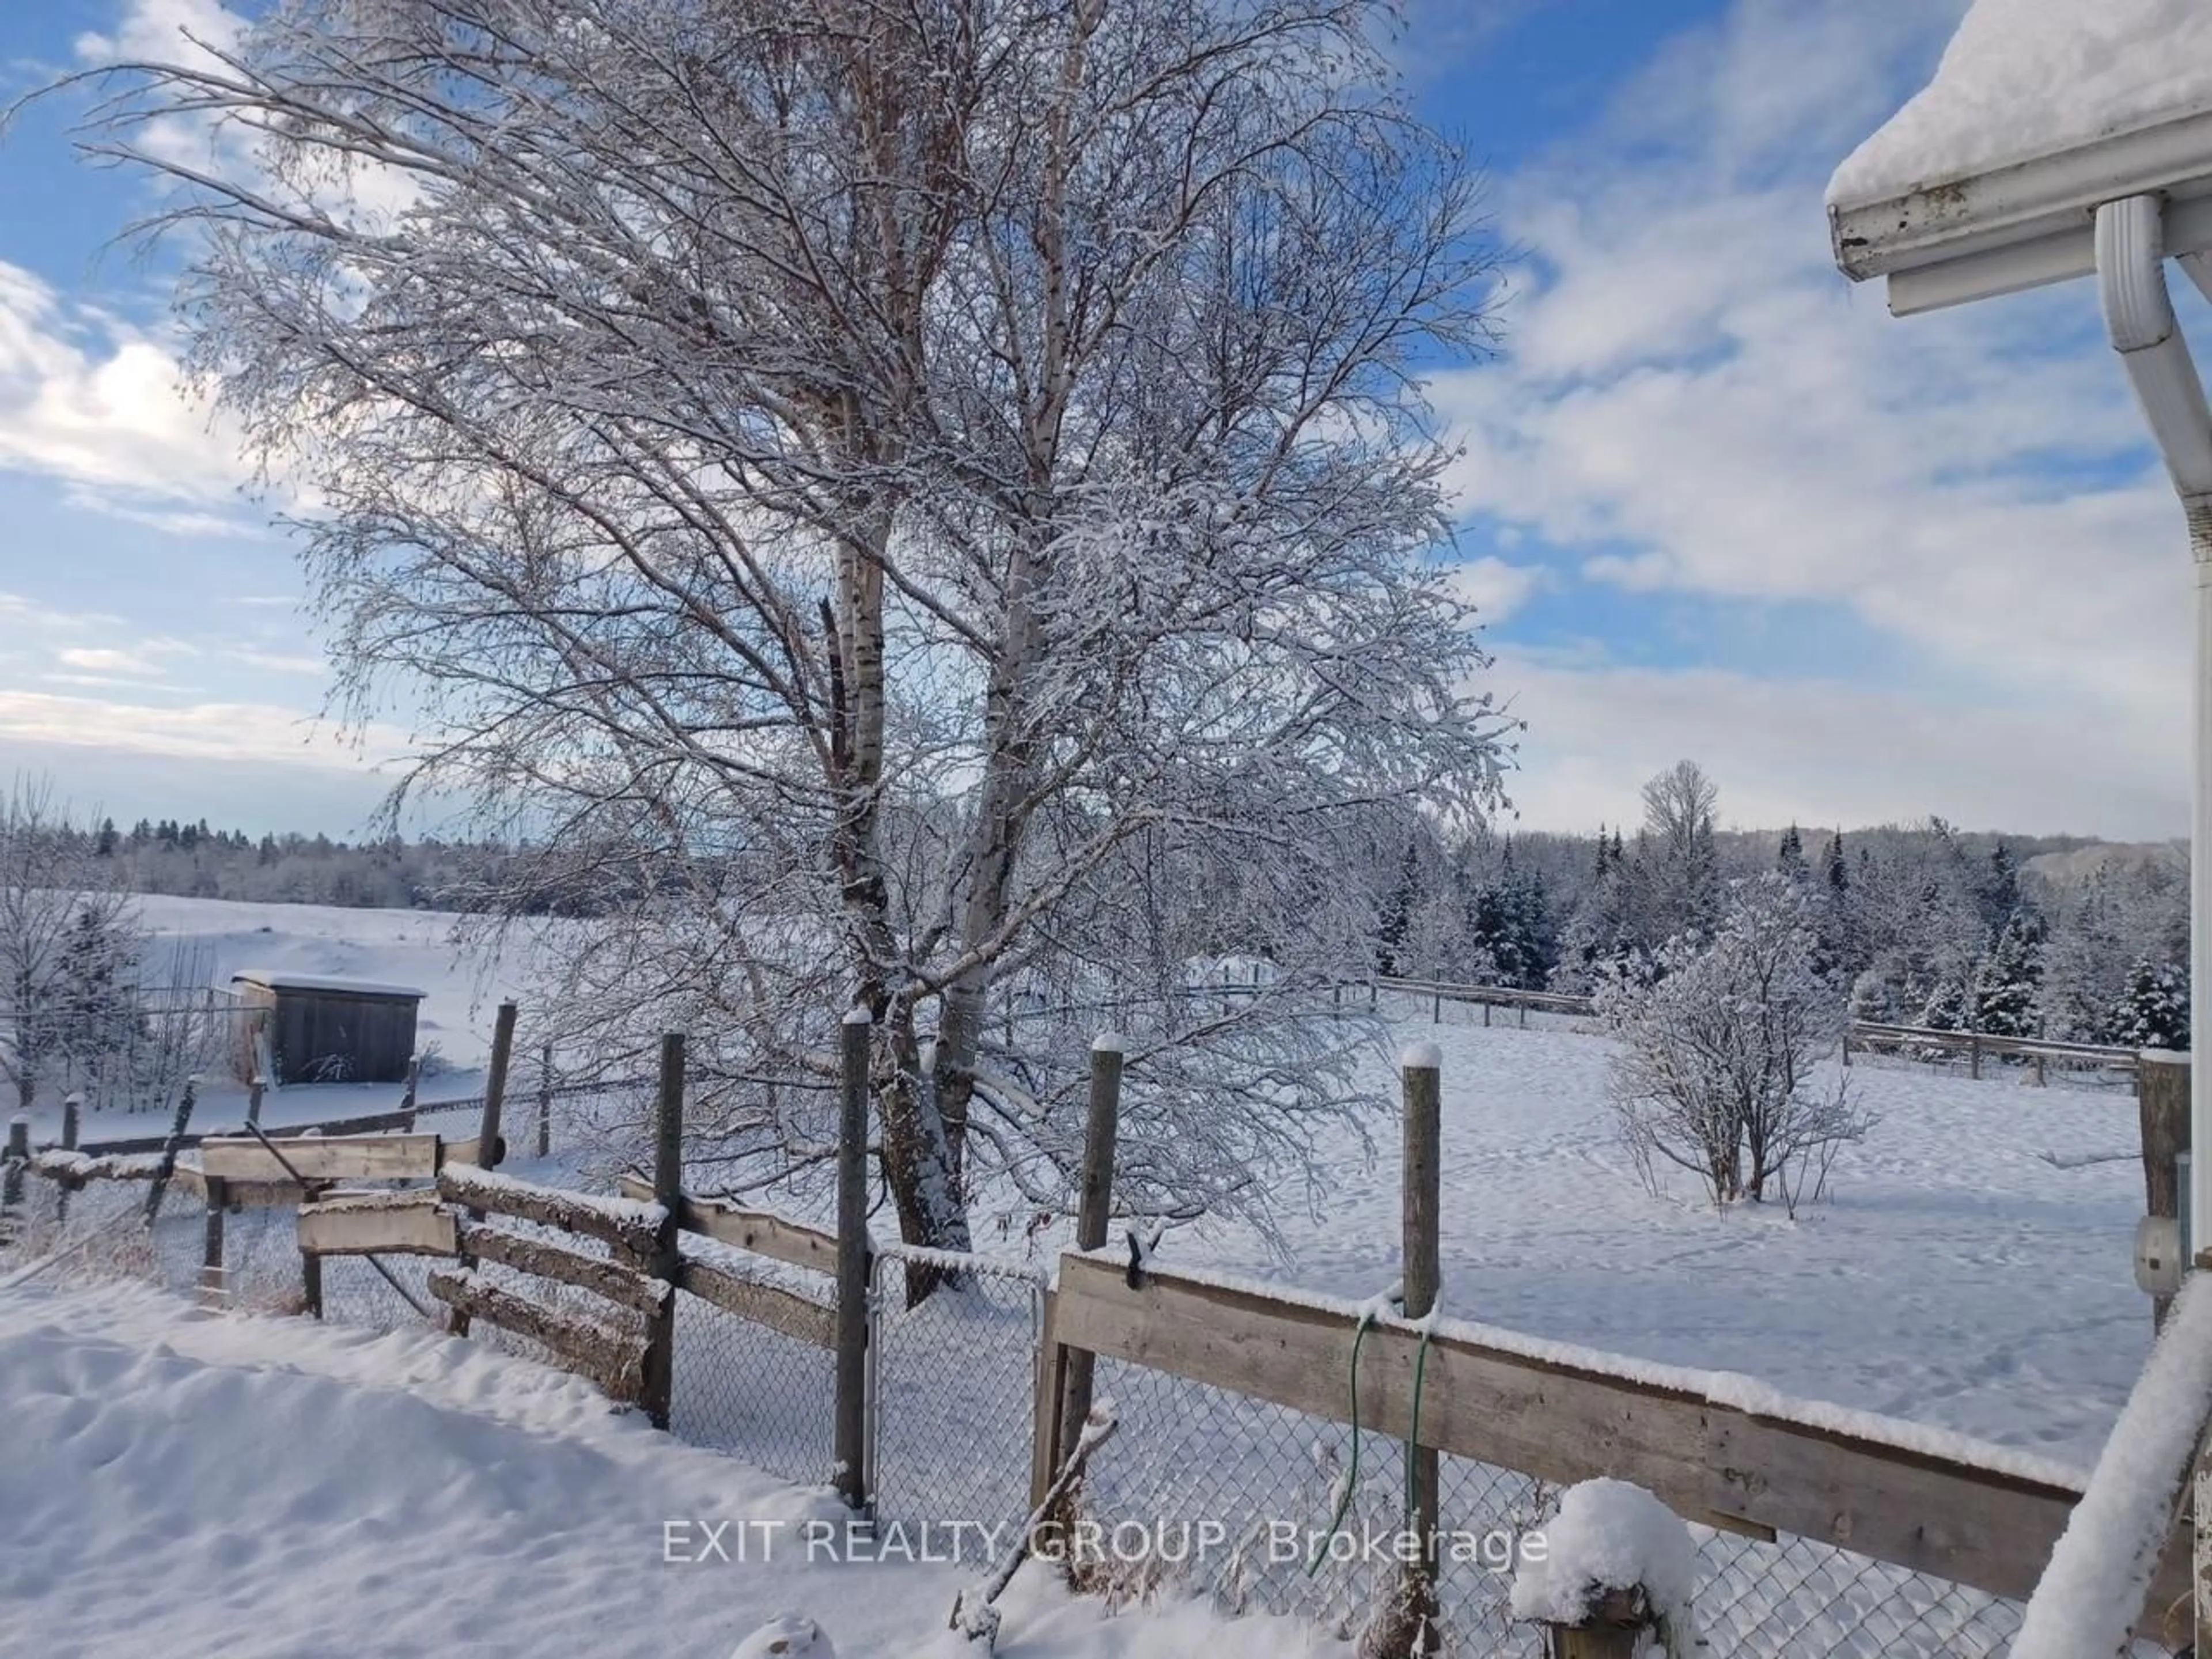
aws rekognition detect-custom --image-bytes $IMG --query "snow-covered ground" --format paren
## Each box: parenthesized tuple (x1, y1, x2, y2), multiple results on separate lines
(52, 895, 2160, 1466)
(1168, 1010, 2150, 1469)
(0, 1279, 1335, 1659)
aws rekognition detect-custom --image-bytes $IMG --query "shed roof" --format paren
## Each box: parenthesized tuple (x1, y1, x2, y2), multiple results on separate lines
(230, 969, 428, 1001)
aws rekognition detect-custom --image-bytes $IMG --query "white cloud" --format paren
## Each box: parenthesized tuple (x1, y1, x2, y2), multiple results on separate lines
(1444, 0, 2194, 833)
(0, 688, 403, 770)
(0, 260, 253, 518)
(1446, 556, 1546, 624)
(1492, 650, 2183, 840)
(74, 0, 245, 70)
(224, 648, 326, 676)
(52, 639, 197, 676)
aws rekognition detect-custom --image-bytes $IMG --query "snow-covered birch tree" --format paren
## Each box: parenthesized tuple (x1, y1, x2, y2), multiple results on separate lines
(63, 0, 1510, 1260)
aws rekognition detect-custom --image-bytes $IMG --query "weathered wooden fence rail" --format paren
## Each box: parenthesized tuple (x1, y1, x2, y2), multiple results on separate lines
(1036, 1249, 2188, 1638)
(1368, 972, 2141, 1081)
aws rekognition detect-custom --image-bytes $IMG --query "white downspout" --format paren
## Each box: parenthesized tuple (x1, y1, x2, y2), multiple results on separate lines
(2096, 195, 2212, 1265)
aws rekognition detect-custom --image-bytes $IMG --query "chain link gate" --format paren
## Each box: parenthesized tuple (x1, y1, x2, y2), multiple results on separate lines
(865, 1244, 1047, 1534)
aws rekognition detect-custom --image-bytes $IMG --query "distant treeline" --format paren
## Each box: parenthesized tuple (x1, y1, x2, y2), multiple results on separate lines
(1354, 762, 2188, 1051)
(88, 817, 599, 914)
(92, 774, 2195, 1053)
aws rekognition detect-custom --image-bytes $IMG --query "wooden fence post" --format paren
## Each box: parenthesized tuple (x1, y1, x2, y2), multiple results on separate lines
(836, 1007, 872, 1512)
(1969, 1032, 1982, 1081)
(639, 1032, 684, 1431)
(478, 1002, 517, 1173)
(1543, 1588, 1654, 1659)
(450, 1001, 518, 1338)
(2140, 1050, 2191, 1331)
(1056, 1036, 1124, 1465)
(246, 1073, 266, 1128)
(536, 1042, 554, 1159)
(141, 1077, 198, 1226)
(400, 1056, 420, 1115)
(54, 1092, 82, 1224)
(201, 1175, 228, 1308)
(1372, 1042, 1444, 1656)
(2, 1115, 26, 1225)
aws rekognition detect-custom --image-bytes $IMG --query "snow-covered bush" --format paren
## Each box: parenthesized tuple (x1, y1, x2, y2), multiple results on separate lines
(1599, 875, 1871, 1210)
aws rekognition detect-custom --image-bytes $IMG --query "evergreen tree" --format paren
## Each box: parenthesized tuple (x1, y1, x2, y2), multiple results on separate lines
(1823, 831, 1848, 896)
(1777, 823, 1806, 878)
(1978, 841, 2021, 936)
(2112, 958, 2190, 1051)
(94, 817, 118, 858)
(1969, 913, 2041, 1038)
(1920, 976, 1969, 1033)
(54, 903, 143, 1092)
(1376, 839, 1419, 978)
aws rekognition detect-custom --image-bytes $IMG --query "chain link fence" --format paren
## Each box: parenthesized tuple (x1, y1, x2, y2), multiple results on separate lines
(1069, 1352, 2173, 1657)
(668, 1249, 839, 1488)
(866, 1246, 1046, 1532)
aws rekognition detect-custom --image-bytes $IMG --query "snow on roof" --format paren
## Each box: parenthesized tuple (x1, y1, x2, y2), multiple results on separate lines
(231, 969, 427, 999)
(1830, 0, 2212, 208)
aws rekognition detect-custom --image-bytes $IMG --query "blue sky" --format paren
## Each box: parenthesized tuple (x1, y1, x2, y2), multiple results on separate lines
(0, 0, 2195, 840)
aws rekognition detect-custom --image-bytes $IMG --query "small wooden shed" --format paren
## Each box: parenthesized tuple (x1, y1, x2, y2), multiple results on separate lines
(230, 971, 427, 1086)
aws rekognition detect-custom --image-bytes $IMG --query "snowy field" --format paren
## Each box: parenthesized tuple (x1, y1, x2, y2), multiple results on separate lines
(0, 1280, 1331, 1659)
(1175, 1010, 2151, 1468)
(40, 893, 2159, 1467)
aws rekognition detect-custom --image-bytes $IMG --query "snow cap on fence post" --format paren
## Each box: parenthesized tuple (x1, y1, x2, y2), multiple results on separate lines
(1091, 1031, 1128, 1055)
(1511, 1478, 1699, 1656)
(843, 1004, 872, 1027)
(1402, 1040, 1442, 1072)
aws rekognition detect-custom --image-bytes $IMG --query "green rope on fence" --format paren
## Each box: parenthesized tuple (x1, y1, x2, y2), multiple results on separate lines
(1308, 1305, 1379, 1577)
(1310, 1291, 1442, 1577)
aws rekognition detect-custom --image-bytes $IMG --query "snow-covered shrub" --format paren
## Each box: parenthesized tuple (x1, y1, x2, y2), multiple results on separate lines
(1598, 876, 1870, 1210)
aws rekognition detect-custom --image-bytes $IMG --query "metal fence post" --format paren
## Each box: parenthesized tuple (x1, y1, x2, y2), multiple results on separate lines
(836, 1007, 872, 1512)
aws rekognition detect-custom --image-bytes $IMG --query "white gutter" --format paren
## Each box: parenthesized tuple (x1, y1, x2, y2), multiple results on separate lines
(1830, 107, 2212, 316)
(2096, 194, 2212, 1261)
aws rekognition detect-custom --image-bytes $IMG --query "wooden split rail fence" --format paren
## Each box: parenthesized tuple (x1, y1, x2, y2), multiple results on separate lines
(1368, 973, 2141, 1082)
